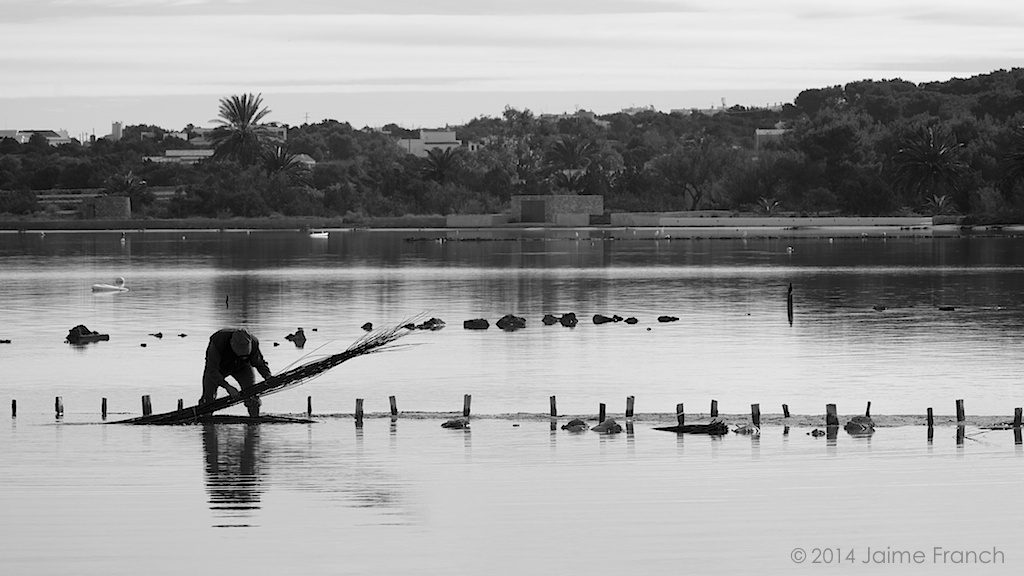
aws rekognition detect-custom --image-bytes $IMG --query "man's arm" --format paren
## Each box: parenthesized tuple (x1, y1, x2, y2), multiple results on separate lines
(251, 342, 272, 380)
(204, 341, 240, 396)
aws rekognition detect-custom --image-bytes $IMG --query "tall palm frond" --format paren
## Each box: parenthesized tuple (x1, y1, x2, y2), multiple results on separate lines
(545, 135, 597, 171)
(421, 147, 462, 183)
(893, 126, 965, 203)
(211, 93, 272, 166)
(262, 145, 309, 184)
(1000, 128, 1024, 187)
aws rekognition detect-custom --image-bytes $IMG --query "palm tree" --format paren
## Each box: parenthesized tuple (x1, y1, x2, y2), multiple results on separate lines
(545, 135, 596, 172)
(1000, 127, 1024, 188)
(421, 147, 462, 183)
(262, 145, 309, 185)
(893, 126, 965, 205)
(211, 93, 272, 166)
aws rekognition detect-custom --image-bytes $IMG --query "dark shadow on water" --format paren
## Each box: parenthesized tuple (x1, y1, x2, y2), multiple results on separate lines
(203, 423, 263, 528)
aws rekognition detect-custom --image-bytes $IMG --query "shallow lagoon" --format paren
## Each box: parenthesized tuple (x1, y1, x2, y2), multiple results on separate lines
(1, 418, 1021, 575)
(1, 229, 1023, 573)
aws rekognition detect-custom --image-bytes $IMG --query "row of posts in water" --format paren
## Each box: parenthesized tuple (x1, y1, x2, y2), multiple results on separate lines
(14, 395, 1024, 430)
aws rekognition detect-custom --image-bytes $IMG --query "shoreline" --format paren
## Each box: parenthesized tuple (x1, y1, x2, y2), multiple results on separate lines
(1, 215, 1022, 238)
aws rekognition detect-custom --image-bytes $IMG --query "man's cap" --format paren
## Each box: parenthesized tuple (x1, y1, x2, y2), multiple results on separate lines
(230, 330, 253, 356)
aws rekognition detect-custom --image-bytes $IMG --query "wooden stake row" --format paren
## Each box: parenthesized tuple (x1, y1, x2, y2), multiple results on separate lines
(9, 396, 1018, 434)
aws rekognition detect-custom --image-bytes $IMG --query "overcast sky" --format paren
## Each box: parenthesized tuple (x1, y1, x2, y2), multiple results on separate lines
(1, 0, 1021, 138)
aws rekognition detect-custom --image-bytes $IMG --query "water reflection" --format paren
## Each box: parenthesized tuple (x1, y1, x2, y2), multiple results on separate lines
(202, 424, 262, 527)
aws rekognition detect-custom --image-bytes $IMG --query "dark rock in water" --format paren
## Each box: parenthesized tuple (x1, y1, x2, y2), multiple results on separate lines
(140, 343, 147, 347)
(148, 332, 163, 338)
(658, 316, 679, 323)
(872, 305, 887, 311)
(415, 317, 446, 331)
(496, 314, 526, 331)
(66, 324, 109, 344)
(612, 315, 623, 322)
(844, 415, 875, 434)
(273, 342, 280, 347)
(463, 318, 489, 330)
(177, 333, 187, 337)
(809, 429, 826, 437)
(285, 327, 307, 348)
(542, 314, 559, 325)
(561, 418, 589, 432)
(624, 317, 638, 324)
(403, 323, 416, 330)
(592, 418, 623, 434)
(311, 328, 317, 332)
(441, 417, 469, 429)
(937, 306, 956, 311)
(593, 314, 614, 325)
(0, 339, 11, 344)
(361, 322, 373, 332)
(559, 312, 578, 327)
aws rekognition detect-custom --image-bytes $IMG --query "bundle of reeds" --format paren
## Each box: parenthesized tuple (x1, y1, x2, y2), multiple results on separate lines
(119, 321, 414, 425)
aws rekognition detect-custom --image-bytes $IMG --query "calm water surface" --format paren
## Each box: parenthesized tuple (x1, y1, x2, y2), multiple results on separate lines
(1, 230, 1023, 574)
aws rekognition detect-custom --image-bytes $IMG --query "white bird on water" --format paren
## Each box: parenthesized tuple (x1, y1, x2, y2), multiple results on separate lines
(92, 277, 129, 292)
(786, 246, 794, 254)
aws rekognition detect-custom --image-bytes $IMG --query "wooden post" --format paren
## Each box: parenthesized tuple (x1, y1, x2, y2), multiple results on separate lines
(355, 398, 364, 425)
(927, 407, 934, 441)
(389, 395, 398, 418)
(55, 396, 63, 418)
(141, 395, 151, 416)
(11, 399, 16, 418)
(307, 396, 313, 417)
(550, 396, 557, 417)
(787, 283, 794, 325)
(782, 403, 790, 418)
(177, 399, 184, 411)
(625, 396, 635, 419)
(751, 404, 761, 427)
(675, 403, 685, 426)
(598, 403, 606, 423)
(101, 398, 107, 420)
(865, 401, 871, 417)
(1014, 407, 1022, 428)
(825, 403, 838, 427)
(710, 399, 718, 417)
(955, 399, 965, 423)
(956, 425, 965, 446)
(462, 394, 472, 418)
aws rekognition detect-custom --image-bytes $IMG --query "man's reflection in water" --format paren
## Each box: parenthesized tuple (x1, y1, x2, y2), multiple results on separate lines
(202, 424, 262, 527)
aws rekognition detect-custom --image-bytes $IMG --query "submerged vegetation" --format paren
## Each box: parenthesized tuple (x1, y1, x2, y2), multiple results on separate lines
(3, 69, 1024, 223)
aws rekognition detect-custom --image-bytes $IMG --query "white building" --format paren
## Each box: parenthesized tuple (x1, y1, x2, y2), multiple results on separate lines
(0, 129, 73, 146)
(396, 130, 462, 158)
(143, 149, 215, 165)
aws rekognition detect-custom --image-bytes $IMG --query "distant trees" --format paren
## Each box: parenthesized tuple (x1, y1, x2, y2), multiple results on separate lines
(7, 70, 1024, 221)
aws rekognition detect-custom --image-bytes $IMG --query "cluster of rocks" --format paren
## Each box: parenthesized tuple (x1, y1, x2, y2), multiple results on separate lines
(403, 318, 446, 331)
(561, 417, 623, 434)
(462, 312, 681, 331)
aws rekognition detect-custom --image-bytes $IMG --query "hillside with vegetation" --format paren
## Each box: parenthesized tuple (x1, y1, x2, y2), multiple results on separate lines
(3, 69, 1024, 223)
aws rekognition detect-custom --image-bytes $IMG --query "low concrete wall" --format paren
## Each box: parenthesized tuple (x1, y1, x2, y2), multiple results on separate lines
(446, 214, 510, 227)
(553, 213, 591, 227)
(511, 195, 603, 222)
(81, 196, 131, 219)
(612, 213, 933, 227)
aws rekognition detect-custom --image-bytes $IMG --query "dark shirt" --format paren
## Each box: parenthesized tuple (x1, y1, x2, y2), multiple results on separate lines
(205, 329, 271, 379)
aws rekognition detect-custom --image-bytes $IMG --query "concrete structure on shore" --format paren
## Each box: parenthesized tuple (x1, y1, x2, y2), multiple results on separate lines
(511, 195, 604, 225)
